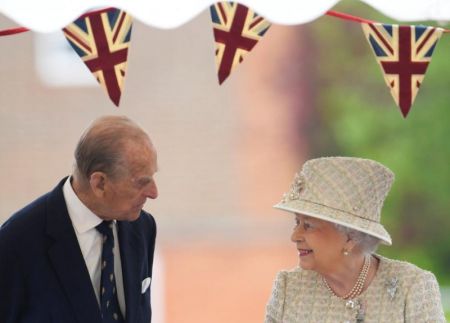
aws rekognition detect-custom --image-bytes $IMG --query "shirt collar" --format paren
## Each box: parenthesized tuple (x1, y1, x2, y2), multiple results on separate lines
(63, 176, 103, 234)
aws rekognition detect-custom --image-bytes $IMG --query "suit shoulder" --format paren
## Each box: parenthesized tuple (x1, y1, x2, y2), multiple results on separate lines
(0, 192, 52, 258)
(138, 210, 156, 229)
(140, 210, 155, 223)
(0, 193, 49, 239)
(129, 210, 156, 240)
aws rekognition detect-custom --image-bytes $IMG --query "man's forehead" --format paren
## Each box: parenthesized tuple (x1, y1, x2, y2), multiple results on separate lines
(125, 142, 157, 164)
(129, 161, 158, 178)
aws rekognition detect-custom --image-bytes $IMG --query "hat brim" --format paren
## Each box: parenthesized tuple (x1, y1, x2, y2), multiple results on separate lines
(274, 199, 392, 245)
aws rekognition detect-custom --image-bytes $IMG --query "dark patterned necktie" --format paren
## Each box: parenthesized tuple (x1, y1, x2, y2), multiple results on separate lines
(96, 221, 125, 323)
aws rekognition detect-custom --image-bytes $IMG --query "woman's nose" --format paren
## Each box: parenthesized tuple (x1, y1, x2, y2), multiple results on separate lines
(291, 226, 304, 242)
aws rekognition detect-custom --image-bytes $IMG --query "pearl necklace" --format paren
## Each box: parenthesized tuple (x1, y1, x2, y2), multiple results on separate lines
(322, 255, 371, 300)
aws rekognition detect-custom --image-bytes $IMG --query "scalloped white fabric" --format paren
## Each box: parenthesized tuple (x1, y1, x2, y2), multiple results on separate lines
(1, 0, 450, 32)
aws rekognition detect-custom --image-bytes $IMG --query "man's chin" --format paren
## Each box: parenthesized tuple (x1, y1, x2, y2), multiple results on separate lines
(127, 210, 142, 222)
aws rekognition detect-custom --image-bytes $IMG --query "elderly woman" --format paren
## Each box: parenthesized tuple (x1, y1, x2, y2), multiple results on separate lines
(264, 157, 445, 323)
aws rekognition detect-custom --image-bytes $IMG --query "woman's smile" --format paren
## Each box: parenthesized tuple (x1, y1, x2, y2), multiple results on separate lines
(298, 248, 313, 257)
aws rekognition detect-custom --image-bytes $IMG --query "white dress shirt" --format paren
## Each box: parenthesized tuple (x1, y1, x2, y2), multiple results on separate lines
(63, 177, 126, 316)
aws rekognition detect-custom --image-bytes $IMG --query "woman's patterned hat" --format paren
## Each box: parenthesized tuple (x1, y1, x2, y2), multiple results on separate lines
(274, 157, 394, 245)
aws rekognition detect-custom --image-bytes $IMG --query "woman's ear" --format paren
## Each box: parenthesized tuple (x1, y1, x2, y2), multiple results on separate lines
(89, 172, 107, 197)
(344, 233, 358, 253)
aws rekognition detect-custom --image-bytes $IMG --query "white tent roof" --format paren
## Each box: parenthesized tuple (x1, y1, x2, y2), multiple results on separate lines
(1, 0, 449, 32)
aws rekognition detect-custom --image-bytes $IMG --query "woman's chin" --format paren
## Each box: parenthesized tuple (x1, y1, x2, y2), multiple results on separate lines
(298, 259, 314, 270)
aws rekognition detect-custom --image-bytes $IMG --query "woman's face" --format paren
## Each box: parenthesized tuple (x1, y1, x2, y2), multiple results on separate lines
(291, 213, 350, 274)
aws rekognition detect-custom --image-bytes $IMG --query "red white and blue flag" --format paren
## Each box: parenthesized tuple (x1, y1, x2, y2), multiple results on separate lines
(63, 9, 133, 106)
(210, 2, 271, 84)
(362, 23, 443, 117)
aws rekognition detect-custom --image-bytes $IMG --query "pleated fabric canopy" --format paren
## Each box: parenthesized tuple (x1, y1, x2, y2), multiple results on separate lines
(1, 0, 449, 32)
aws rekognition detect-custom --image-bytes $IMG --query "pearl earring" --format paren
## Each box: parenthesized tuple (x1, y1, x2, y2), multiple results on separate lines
(343, 249, 349, 256)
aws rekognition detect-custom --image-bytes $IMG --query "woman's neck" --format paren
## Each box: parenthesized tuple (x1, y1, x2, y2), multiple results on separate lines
(321, 254, 379, 298)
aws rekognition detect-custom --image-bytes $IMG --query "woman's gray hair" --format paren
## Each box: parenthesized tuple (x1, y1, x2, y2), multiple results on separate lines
(334, 223, 381, 254)
(74, 115, 149, 182)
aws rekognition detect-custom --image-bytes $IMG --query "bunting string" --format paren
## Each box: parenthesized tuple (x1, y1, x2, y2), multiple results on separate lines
(0, 27, 29, 36)
(325, 10, 450, 32)
(325, 10, 375, 24)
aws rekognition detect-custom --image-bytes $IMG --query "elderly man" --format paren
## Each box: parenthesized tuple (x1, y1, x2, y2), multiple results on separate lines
(0, 116, 158, 323)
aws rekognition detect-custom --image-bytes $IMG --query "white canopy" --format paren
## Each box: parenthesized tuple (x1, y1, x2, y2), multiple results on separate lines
(1, 0, 449, 32)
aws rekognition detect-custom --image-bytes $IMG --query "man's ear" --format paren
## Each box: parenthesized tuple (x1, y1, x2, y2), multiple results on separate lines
(89, 172, 107, 198)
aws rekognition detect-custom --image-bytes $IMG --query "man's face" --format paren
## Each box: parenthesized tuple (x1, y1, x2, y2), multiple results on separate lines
(102, 140, 158, 221)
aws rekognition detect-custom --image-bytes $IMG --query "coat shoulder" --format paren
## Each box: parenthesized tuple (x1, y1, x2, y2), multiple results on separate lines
(379, 256, 436, 283)
(0, 192, 49, 244)
(128, 210, 157, 245)
(135, 210, 156, 231)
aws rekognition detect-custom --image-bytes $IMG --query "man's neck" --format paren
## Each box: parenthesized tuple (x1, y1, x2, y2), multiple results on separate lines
(71, 176, 105, 220)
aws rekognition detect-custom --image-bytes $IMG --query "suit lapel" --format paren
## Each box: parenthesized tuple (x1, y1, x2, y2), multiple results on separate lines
(118, 221, 144, 323)
(45, 179, 102, 323)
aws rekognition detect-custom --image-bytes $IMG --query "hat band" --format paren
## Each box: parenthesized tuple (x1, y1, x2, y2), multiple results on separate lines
(299, 198, 380, 224)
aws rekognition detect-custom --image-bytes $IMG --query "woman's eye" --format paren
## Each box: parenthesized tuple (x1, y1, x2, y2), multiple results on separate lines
(303, 222, 312, 230)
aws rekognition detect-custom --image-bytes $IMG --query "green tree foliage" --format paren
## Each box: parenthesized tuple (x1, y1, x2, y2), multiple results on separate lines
(310, 1, 450, 282)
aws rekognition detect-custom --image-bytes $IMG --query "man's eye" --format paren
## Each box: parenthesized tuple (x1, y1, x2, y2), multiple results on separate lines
(136, 178, 152, 188)
(304, 223, 312, 230)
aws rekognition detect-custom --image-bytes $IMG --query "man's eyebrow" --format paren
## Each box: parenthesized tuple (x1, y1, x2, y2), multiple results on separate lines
(131, 175, 151, 185)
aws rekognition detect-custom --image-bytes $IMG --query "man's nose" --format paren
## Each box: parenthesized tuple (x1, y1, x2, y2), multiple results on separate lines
(145, 180, 158, 199)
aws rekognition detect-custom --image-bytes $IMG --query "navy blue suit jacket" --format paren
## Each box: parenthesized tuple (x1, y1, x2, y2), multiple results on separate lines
(0, 178, 157, 323)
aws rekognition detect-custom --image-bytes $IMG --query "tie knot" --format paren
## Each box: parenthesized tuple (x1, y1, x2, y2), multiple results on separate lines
(96, 220, 114, 237)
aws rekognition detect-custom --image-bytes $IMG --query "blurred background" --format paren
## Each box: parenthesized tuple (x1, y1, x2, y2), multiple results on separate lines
(0, 1, 449, 321)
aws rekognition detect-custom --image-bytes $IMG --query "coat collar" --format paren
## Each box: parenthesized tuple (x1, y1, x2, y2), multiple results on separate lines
(45, 177, 103, 323)
(118, 220, 145, 323)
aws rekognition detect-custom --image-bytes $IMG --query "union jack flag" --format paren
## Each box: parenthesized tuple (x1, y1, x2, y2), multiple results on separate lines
(210, 2, 271, 84)
(362, 23, 443, 117)
(63, 9, 133, 106)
